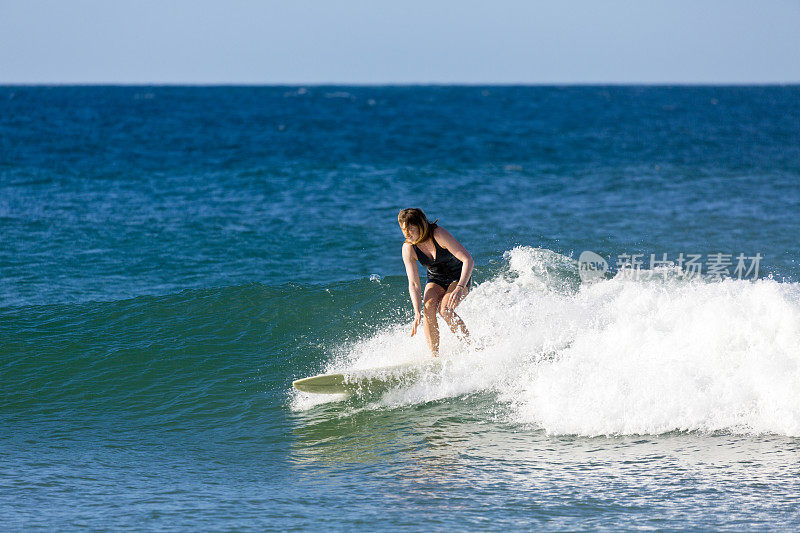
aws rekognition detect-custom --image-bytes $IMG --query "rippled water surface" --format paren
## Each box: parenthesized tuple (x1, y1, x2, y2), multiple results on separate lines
(2, 86, 800, 529)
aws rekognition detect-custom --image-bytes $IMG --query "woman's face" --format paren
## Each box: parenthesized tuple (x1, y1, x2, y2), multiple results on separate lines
(400, 223, 420, 242)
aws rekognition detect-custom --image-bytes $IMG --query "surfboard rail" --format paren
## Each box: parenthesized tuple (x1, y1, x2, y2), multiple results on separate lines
(292, 360, 440, 394)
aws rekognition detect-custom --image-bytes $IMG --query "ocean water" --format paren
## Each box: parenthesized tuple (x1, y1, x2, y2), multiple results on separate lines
(2, 86, 800, 530)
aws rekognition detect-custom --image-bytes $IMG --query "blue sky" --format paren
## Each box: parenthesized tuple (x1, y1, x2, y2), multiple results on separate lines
(1, 0, 799, 84)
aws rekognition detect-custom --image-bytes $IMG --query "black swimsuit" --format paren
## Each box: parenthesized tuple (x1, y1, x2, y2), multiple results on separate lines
(412, 224, 471, 290)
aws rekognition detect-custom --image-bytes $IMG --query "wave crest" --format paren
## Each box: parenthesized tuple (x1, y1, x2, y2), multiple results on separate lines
(296, 246, 800, 437)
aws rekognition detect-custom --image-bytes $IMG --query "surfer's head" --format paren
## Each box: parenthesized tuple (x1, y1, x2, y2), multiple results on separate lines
(398, 208, 437, 245)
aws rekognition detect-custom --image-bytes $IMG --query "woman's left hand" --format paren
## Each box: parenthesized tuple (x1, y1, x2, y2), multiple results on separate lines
(446, 285, 464, 311)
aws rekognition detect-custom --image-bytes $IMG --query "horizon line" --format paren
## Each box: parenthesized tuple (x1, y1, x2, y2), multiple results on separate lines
(3, 81, 800, 87)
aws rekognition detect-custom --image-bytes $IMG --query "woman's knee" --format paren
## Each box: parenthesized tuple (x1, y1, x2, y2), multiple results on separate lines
(423, 297, 439, 316)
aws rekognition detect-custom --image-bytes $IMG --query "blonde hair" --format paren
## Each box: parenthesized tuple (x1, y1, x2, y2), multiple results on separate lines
(398, 208, 438, 245)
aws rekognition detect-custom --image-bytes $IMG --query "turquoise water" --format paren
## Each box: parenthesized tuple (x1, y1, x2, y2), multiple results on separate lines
(2, 86, 800, 529)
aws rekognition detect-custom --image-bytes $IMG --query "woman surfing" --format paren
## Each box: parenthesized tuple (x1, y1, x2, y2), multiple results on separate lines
(398, 208, 474, 357)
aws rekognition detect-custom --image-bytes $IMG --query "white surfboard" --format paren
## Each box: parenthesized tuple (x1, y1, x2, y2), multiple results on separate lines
(293, 360, 442, 395)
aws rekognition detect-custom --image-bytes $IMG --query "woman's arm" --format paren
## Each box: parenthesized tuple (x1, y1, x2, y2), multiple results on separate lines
(402, 243, 422, 313)
(401, 243, 423, 334)
(434, 227, 474, 287)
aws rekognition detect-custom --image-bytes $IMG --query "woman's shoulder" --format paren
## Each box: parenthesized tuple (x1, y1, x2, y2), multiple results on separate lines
(431, 224, 451, 240)
(432, 225, 459, 249)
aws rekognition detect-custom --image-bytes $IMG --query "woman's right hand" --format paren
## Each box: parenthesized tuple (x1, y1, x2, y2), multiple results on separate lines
(411, 312, 422, 337)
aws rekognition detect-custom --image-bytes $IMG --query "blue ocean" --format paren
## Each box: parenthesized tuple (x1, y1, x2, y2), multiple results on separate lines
(2, 86, 800, 529)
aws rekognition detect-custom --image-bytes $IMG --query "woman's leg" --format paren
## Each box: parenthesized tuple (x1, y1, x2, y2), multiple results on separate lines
(439, 281, 470, 341)
(422, 282, 446, 356)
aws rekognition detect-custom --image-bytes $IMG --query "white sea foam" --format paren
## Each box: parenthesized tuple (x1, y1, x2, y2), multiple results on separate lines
(294, 246, 800, 436)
